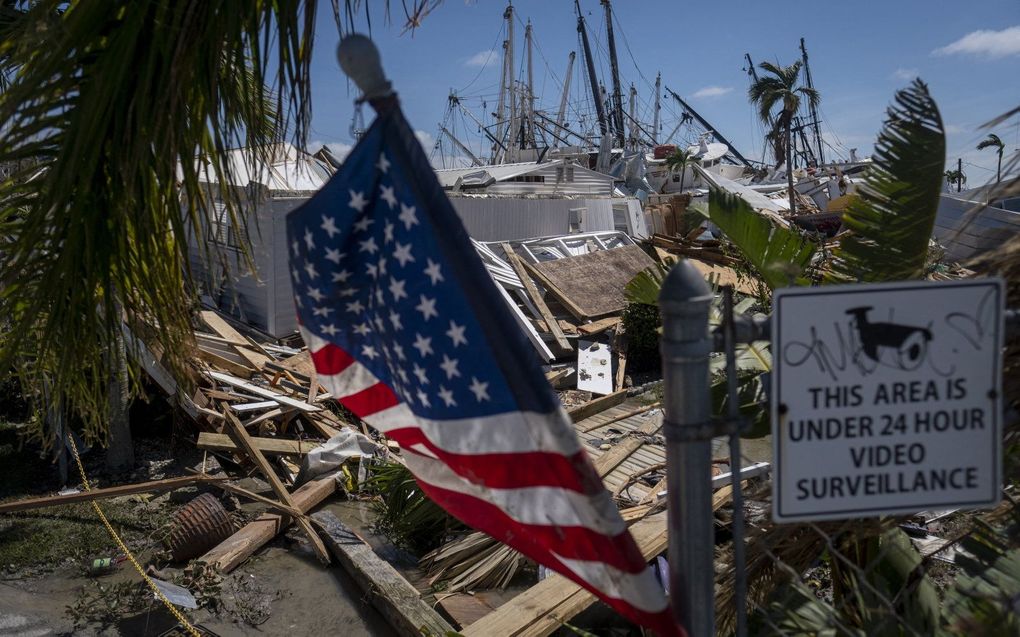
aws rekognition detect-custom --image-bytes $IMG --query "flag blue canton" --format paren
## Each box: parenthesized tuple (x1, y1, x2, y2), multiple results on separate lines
(287, 118, 526, 419)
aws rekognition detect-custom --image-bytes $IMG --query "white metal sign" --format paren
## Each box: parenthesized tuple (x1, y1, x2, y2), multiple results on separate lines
(771, 279, 1003, 522)
(577, 339, 613, 395)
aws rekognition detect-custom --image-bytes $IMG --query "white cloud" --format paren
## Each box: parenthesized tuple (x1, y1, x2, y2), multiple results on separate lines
(891, 67, 918, 81)
(691, 86, 732, 99)
(933, 25, 1020, 59)
(320, 142, 353, 162)
(943, 123, 968, 135)
(464, 48, 498, 67)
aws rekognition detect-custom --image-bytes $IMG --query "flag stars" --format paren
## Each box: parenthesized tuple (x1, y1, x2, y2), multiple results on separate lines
(383, 221, 395, 244)
(439, 355, 460, 379)
(359, 236, 379, 254)
(321, 323, 338, 337)
(380, 184, 398, 209)
(361, 345, 379, 360)
(306, 287, 325, 303)
(321, 215, 339, 238)
(303, 229, 316, 250)
(389, 277, 407, 301)
(393, 242, 415, 267)
(304, 260, 319, 279)
(374, 315, 386, 332)
(377, 257, 388, 276)
(339, 287, 357, 297)
(291, 267, 301, 282)
(332, 268, 352, 283)
(399, 203, 418, 229)
(312, 306, 334, 318)
(424, 259, 444, 285)
(346, 300, 365, 314)
(469, 377, 490, 402)
(413, 334, 433, 358)
(446, 321, 468, 347)
(389, 310, 403, 331)
(291, 239, 300, 256)
(393, 343, 406, 361)
(325, 248, 343, 264)
(416, 390, 431, 408)
(366, 262, 378, 279)
(349, 189, 368, 212)
(415, 295, 438, 321)
(353, 322, 372, 336)
(353, 215, 373, 232)
(377, 154, 390, 173)
(413, 364, 429, 385)
(438, 386, 457, 407)
(396, 367, 409, 384)
(375, 287, 386, 305)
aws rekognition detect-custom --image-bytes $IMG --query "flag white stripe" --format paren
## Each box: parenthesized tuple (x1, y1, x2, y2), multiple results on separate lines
(401, 449, 627, 536)
(315, 357, 379, 397)
(359, 402, 584, 457)
(552, 553, 670, 614)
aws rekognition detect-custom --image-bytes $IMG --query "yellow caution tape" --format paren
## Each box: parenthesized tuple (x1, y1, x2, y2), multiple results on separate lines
(67, 435, 201, 637)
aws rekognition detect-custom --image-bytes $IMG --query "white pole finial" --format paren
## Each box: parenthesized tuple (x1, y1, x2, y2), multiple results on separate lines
(337, 35, 393, 101)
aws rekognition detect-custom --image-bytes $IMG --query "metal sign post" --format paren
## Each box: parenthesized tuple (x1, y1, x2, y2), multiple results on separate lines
(659, 260, 714, 635)
(771, 279, 1004, 522)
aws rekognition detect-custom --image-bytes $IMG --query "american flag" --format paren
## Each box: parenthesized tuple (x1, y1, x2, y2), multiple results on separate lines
(287, 104, 679, 635)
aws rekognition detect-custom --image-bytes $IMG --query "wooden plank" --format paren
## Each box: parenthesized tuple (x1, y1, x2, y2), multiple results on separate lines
(580, 402, 660, 433)
(526, 245, 656, 318)
(196, 432, 321, 457)
(207, 371, 320, 413)
(590, 416, 661, 477)
(197, 348, 254, 377)
(231, 400, 280, 413)
(577, 316, 621, 336)
(500, 243, 571, 352)
(212, 481, 306, 518)
(221, 407, 331, 565)
(0, 475, 224, 514)
(566, 390, 627, 423)
(201, 474, 337, 573)
(519, 259, 589, 322)
(312, 511, 456, 637)
(613, 331, 627, 392)
(200, 310, 272, 370)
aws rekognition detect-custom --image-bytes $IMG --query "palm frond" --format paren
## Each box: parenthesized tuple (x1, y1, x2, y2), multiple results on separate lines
(826, 79, 945, 283)
(976, 133, 1003, 151)
(0, 1, 316, 441)
(708, 188, 817, 290)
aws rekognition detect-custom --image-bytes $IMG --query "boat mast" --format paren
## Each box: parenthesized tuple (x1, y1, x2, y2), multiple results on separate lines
(555, 51, 576, 141)
(575, 0, 607, 141)
(601, 0, 625, 148)
(494, 38, 510, 162)
(451, 93, 506, 154)
(653, 72, 661, 144)
(665, 87, 753, 168)
(506, 3, 518, 163)
(525, 20, 537, 149)
(627, 84, 637, 150)
(440, 126, 484, 166)
(799, 38, 824, 166)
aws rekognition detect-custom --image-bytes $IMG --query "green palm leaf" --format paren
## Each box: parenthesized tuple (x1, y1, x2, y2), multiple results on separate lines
(827, 79, 945, 283)
(0, 0, 315, 441)
(708, 188, 817, 290)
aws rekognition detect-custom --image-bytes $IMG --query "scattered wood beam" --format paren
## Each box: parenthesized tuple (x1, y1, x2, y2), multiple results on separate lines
(566, 390, 627, 423)
(312, 511, 456, 637)
(500, 243, 571, 352)
(196, 432, 321, 457)
(0, 474, 225, 514)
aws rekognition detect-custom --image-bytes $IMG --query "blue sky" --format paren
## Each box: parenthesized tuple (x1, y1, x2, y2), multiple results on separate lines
(307, 1, 1020, 184)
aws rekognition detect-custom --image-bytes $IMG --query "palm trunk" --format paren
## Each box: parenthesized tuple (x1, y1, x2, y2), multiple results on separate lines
(997, 152, 1002, 183)
(679, 163, 686, 193)
(785, 115, 796, 215)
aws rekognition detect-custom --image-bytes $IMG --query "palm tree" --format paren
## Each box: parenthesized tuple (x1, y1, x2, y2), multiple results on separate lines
(976, 133, 1005, 182)
(747, 61, 820, 215)
(944, 168, 966, 192)
(663, 147, 694, 193)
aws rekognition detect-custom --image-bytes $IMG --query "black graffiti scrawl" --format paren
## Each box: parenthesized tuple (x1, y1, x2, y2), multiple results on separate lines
(845, 306, 933, 371)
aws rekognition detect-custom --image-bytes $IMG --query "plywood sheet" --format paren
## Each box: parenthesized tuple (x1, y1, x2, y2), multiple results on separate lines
(529, 245, 655, 318)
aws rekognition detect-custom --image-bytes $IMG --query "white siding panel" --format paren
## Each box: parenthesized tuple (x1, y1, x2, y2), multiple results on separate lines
(449, 197, 625, 241)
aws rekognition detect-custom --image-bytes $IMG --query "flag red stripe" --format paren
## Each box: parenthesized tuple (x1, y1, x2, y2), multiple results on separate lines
(386, 426, 603, 493)
(338, 381, 400, 415)
(310, 343, 356, 376)
(414, 476, 682, 635)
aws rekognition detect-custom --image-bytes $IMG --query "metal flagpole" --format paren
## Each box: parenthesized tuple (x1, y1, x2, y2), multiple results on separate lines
(659, 260, 714, 635)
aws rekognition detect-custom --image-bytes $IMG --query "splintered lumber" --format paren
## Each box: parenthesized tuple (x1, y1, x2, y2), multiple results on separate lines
(613, 331, 627, 391)
(221, 407, 331, 565)
(197, 348, 255, 377)
(201, 473, 337, 573)
(312, 511, 456, 637)
(207, 371, 320, 413)
(196, 432, 321, 457)
(0, 475, 225, 514)
(577, 316, 621, 337)
(566, 390, 627, 423)
(200, 310, 272, 370)
(590, 415, 662, 477)
(525, 245, 656, 319)
(500, 243, 571, 352)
